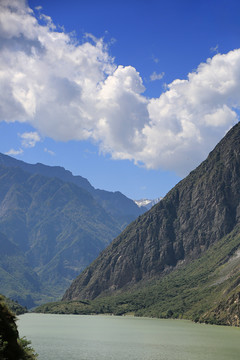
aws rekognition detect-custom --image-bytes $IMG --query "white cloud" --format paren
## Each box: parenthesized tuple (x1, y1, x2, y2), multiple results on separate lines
(0, 0, 239, 177)
(150, 71, 165, 81)
(20, 131, 41, 148)
(44, 147, 55, 156)
(5, 148, 23, 156)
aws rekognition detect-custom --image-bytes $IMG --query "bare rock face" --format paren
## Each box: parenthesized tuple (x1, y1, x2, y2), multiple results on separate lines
(63, 122, 240, 301)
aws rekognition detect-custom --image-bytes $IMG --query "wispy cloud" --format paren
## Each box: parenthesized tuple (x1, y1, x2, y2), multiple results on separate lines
(152, 56, 159, 63)
(44, 147, 55, 156)
(0, 0, 239, 176)
(84, 149, 97, 155)
(210, 44, 219, 53)
(150, 71, 165, 81)
(5, 148, 23, 156)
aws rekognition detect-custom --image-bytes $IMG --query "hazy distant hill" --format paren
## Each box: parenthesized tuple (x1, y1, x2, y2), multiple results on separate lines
(60, 123, 240, 325)
(0, 154, 144, 307)
(0, 153, 144, 230)
(0, 233, 39, 308)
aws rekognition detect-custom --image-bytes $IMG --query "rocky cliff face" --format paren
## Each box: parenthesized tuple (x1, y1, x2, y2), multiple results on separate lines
(63, 122, 240, 301)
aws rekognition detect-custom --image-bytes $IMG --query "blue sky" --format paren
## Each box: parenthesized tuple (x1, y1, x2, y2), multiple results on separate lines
(0, 0, 240, 200)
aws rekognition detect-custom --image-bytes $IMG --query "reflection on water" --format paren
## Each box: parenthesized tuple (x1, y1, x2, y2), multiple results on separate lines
(18, 314, 240, 360)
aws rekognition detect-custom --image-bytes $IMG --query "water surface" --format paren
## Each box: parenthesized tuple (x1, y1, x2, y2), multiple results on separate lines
(18, 314, 240, 360)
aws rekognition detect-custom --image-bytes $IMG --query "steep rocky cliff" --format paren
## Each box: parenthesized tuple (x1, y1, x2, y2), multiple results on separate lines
(63, 122, 240, 301)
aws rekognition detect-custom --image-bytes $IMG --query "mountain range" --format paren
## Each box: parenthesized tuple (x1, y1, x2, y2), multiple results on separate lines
(0, 153, 145, 307)
(55, 122, 240, 326)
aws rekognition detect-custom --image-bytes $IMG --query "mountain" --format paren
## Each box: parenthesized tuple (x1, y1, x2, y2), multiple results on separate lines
(0, 153, 144, 230)
(0, 233, 40, 308)
(0, 155, 144, 307)
(37, 224, 240, 326)
(134, 197, 162, 210)
(61, 123, 240, 325)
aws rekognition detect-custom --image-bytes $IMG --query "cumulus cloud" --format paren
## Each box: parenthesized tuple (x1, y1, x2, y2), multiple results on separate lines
(150, 71, 165, 81)
(0, 0, 239, 176)
(20, 131, 41, 148)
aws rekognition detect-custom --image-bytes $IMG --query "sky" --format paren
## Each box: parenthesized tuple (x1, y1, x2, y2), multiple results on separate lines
(0, 0, 240, 200)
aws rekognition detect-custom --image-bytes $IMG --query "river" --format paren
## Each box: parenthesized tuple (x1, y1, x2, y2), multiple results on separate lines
(18, 313, 240, 360)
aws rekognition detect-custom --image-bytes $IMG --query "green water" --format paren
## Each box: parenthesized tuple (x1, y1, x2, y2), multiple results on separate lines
(18, 314, 240, 360)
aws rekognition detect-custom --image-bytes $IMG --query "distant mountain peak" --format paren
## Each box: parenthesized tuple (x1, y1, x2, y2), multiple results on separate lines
(134, 197, 162, 210)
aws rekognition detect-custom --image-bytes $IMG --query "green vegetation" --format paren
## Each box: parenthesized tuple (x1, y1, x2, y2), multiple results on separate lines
(35, 226, 240, 326)
(0, 295, 38, 359)
(1, 295, 27, 316)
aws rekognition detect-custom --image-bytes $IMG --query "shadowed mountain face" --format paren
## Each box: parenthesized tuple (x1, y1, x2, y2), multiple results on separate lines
(63, 122, 240, 301)
(0, 153, 145, 230)
(0, 233, 40, 308)
(0, 156, 144, 307)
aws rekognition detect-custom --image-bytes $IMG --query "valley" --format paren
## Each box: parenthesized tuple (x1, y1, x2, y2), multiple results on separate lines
(36, 123, 240, 326)
(0, 154, 145, 307)
(1, 124, 240, 327)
